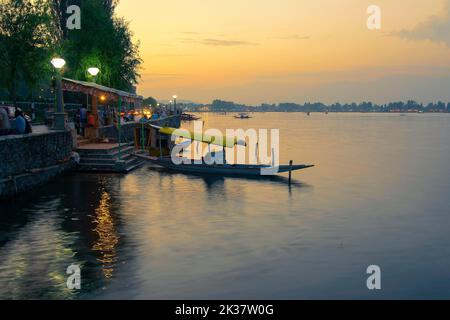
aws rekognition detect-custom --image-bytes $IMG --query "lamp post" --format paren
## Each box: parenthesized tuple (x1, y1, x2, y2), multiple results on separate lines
(87, 67, 100, 82)
(173, 95, 177, 112)
(51, 58, 66, 130)
(87, 68, 100, 108)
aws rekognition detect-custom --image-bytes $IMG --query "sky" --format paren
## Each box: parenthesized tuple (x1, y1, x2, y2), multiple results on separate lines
(116, 0, 450, 105)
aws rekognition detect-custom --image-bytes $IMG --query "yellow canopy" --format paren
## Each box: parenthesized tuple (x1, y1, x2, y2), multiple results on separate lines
(157, 126, 246, 148)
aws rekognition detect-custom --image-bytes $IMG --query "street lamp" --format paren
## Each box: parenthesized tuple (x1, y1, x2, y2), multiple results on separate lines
(51, 58, 66, 69)
(51, 57, 66, 130)
(172, 95, 178, 112)
(86, 67, 100, 110)
(87, 67, 100, 77)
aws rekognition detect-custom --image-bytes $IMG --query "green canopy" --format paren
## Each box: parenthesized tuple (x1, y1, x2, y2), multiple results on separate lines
(156, 126, 246, 148)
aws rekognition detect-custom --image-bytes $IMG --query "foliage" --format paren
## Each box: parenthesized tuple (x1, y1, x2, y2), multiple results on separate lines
(0, 0, 142, 103)
(143, 97, 158, 108)
(0, 0, 54, 103)
(59, 0, 141, 91)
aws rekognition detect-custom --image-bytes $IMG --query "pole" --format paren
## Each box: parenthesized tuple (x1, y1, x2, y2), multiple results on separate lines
(159, 133, 163, 159)
(223, 146, 225, 165)
(55, 73, 63, 113)
(289, 160, 293, 185)
(141, 123, 145, 151)
(53, 72, 66, 130)
(118, 96, 122, 160)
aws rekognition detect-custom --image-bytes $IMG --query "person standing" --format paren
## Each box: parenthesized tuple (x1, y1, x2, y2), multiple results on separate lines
(31, 102, 36, 121)
(79, 104, 87, 136)
(74, 108, 81, 135)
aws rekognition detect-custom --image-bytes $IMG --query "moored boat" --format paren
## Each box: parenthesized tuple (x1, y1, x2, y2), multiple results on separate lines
(133, 124, 314, 178)
(133, 153, 314, 176)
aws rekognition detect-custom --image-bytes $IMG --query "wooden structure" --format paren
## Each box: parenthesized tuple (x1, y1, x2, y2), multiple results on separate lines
(62, 78, 143, 140)
(134, 115, 182, 157)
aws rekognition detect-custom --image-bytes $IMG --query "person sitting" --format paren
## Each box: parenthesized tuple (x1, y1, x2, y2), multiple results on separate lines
(15, 109, 27, 134)
(0, 107, 11, 136)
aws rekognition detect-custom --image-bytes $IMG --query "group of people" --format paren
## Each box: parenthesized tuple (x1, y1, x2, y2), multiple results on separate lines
(0, 107, 33, 136)
(73, 105, 93, 136)
(74, 105, 118, 137)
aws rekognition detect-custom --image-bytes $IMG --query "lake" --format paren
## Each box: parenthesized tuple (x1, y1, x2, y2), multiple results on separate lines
(1, 112, 449, 299)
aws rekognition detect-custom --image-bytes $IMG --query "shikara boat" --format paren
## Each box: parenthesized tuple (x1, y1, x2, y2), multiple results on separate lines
(133, 153, 314, 176)
(133, 124, 314, 177)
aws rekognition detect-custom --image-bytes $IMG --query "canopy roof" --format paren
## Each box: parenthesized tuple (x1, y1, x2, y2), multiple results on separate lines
(62, 78, 143, 104)
(150, 125, 247, 148)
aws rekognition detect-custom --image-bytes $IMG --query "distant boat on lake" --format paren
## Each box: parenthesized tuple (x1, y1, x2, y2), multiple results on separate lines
(181, 113, 201, 121)
(234, 113, 251, 119)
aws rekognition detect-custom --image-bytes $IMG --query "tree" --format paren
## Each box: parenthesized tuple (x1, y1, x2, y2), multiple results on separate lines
(0, 0, 54, 105)
(143, 97, 157, 108)
(60, 0, 141, 91)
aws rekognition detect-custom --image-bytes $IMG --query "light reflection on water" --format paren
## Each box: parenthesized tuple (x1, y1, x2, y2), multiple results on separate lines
(0, 113, 450, 299)
(92, 191, 119, 280)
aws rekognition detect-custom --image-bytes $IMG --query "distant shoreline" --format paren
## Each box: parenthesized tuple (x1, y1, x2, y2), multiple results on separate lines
(187, 111, 450, 114)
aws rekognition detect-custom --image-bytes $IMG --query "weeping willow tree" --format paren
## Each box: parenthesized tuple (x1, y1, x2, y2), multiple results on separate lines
(52, 0, 141, 91)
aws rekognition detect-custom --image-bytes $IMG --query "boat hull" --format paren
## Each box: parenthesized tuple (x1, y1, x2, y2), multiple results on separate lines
(134, 154, 314, 176)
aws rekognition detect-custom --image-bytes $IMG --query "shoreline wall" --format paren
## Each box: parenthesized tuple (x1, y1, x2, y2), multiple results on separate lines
(0, 131, 75, 199)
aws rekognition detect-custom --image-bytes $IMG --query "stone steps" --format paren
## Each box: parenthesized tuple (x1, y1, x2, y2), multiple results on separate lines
(76, 142, 144, 173)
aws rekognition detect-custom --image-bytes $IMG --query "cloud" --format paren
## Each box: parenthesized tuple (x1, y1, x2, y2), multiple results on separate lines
(276, 34, 310, 40)
(392, 1, 450, 47)
(140, 73, 184, 83)
(255, 65, 450, 86)
(181, 38, 258, 46)
(152, 53, 192, 57)
(141, 73, 182, 78)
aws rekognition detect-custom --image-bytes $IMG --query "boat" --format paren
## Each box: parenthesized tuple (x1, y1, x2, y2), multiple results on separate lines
(181, 113, 201, 121)
(133, 154, 314, 176)
(133, 124, 314, 177)
(234, 113, 251, 119)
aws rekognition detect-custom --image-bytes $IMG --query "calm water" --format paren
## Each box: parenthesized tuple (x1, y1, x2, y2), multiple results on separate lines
(1, 113, 450, 300)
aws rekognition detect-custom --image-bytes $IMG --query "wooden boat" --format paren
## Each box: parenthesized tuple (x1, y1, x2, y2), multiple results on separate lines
(133, 124, 314, 177)
(234, 113, 251, 119)
(133, 154, 314, 176)
(181, 113, 201, 121)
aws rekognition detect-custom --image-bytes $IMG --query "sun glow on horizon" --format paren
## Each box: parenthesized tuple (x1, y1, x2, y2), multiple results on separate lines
(117, 0, 450, 104)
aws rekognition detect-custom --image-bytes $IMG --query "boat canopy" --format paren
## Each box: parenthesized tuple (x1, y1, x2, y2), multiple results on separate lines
(152, 125, 246, 148)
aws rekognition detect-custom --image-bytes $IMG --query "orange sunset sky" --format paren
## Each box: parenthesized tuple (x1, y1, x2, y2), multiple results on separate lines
(116, 0, 450, 104)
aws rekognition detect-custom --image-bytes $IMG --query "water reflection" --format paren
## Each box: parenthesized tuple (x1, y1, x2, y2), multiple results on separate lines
(91, 191, 119, 280)
(2, 113, 449, 299)
(0, 198, 79, 299)
(0, 174, 124, 299)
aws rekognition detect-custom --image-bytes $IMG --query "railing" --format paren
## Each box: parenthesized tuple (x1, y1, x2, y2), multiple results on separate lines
(0, 101, 82, 124)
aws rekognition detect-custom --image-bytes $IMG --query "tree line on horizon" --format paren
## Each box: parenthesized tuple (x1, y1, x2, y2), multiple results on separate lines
(0, 0, 141, 106)
(186, 99, 450, 113)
